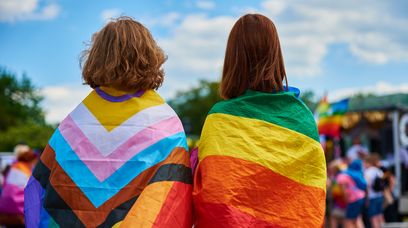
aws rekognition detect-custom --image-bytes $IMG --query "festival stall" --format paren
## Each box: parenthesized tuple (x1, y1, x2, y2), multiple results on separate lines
(316, 93, 408, 215)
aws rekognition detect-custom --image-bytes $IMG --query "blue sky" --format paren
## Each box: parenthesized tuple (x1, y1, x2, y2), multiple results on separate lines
(0, 0, 407, 123)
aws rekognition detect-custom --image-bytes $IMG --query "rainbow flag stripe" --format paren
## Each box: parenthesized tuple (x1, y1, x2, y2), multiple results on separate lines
(316, 98, 349, 137)
(24, 88, 192, 228)
(193, 90, 327, 227)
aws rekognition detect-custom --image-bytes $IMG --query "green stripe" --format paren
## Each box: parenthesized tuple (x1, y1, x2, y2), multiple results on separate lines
(208, 90, 319, 142)
(48, 217, 59, 228)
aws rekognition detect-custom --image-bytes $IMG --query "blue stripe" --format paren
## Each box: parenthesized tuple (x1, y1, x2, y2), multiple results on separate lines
(49, 129, 187, 208)
(331, 98, 349, 114)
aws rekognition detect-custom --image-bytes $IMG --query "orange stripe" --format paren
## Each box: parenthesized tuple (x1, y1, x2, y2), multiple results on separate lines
(152, 182, 192, 228)
(193, 156, 325, 227)
(120, 181, 174, 227)
(13, 162, 31, 176)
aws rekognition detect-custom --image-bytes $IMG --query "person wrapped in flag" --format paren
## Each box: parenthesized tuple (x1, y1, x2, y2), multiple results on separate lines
(193, 14, 327, 227)
(0, 145, 37, 226)
(24, 17, 192, 228)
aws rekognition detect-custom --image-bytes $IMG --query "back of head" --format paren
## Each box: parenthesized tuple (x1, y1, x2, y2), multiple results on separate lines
(14, 144, 36, 162)
(365, 153, 380, 167)
(220, 14, 287, 99)
(81, 16, 166, 91)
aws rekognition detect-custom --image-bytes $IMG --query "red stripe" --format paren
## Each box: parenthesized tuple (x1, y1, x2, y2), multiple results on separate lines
(318, 122, 341, 137)
(153, 182, 193, 228)
(194, 202, 277, 228)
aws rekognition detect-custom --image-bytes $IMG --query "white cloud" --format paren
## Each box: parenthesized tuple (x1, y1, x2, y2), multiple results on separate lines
(0, 0, 60, 22)
(259, 0, 408, 77)
(157, 14, 235, 94)
(153, 0, 408, 90)
(261, 0, 286, 17)
(196, 1, 216, 10)
(328, 81, 408, 102)
(42, 85, 91, 123)
(101, 8, 122, 23)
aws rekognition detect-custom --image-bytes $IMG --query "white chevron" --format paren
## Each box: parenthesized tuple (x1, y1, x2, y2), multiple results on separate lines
(68, 103, 177, 157)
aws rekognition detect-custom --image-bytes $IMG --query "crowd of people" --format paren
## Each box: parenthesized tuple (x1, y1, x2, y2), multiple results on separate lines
(327, 139, 401, 228)
(0, 144, 38, 227)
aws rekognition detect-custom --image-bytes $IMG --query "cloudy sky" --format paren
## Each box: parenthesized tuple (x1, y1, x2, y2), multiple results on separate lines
(0, 0, 407, 123)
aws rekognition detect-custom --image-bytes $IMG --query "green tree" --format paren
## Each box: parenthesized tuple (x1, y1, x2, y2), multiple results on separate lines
(0, 69, 45, 130)
(0, 68, 54, 151)
(0, 122, 54, 151)
(168, 80, 221, 136)
(300, 90, 318, 112)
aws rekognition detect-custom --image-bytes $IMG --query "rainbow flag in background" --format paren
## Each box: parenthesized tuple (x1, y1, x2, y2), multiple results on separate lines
(24, 88, 192, 227)
(193, 89, 327, 227)
(315, 97, 349, 137)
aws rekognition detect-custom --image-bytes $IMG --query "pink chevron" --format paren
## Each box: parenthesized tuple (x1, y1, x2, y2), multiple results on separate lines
(58, 115, 183, 182)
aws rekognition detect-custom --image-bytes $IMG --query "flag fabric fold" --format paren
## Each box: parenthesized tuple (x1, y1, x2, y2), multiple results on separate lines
(193, 89, 327, 227)
(24, 88, 192, 228)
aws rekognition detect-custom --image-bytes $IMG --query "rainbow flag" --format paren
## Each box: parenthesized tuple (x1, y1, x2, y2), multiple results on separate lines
(193, 89, 327, 227)
(24, 88, 192, 227)
(315, 97, 349, 137)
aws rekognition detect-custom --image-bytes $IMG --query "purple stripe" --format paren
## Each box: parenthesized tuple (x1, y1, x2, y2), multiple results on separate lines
(95, 87, 144, 102)
(24, 176, 45, 228)
(190, 147, 198, 175)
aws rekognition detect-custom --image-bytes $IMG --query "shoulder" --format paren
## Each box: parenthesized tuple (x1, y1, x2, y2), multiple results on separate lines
(208, 93, 319, 141)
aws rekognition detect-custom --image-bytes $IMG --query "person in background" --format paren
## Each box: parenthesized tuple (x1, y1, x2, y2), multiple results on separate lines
(400, 146, 408, 194)
(364, 154, 385, 228)
(337, 159, 367, 228)
(382, 166, 399, 222)
(0, 144, 37, 227)
(347, 137, 369, 163)
(328, 160, 347, 228)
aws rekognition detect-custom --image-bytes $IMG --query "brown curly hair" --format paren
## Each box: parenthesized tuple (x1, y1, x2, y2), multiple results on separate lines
(81, 16, 166, 91)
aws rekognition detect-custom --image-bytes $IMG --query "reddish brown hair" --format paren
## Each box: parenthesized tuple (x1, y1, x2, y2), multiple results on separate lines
(81, 16, 166, 91)
(220, 14, 287, 99)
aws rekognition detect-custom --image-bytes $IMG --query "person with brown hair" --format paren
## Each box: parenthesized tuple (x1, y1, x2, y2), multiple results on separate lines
(192, 14, 326, 227)
(24, 17, 192, 227)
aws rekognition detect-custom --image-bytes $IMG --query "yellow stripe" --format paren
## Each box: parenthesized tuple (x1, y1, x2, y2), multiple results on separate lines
(112, 222, 122, 228)
(318, 115, 343, 125)
(199, 113, 326, 190)
(83, 90, 164, 131)
(119, 181, 174, 228)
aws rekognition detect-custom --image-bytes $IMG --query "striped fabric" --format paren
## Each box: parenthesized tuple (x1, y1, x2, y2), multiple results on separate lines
(193, 89, 327, 227)
(315, 97, 349, 137)
(24, 87, 192, 228)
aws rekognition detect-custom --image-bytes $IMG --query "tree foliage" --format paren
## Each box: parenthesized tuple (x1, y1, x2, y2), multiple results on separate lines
(168, 80, 222, 136)
(300, 90, 318, 112)
(0, 68, 54, 151)
(0, 122, 54, 151)
(0, 69, 45, 130)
